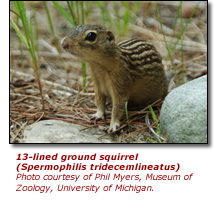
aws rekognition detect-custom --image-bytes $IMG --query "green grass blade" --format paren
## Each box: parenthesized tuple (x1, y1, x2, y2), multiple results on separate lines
(14, 1, 30, 43)
(170, 2, 182, 48)
(10, 17, 29, 48)
(123, 2, 131, 31)
(97, 1, 112, 26)
(155, 2, 180, 84)
(147, 138, 158, 143)
(81, 1, 85, 24)
(75, 1, 80, 24)
(122, 1, 141, 34)
(67, 1, 77, 25)
(52, 1, 75, 25)
(148, 105, 160, 136)
(131, 1, 141, 12)
(33, 2, 39, 52)
(10, 2, 44, 109)
(16, 16, 24, 67)
(43, 2, 59, 51)
(113, 2, 121, 32)
(29, 12, 36, 54)
(170, 1, 200, 54)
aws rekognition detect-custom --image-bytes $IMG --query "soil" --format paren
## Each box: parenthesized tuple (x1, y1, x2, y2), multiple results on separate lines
(10, 1, 207, 143)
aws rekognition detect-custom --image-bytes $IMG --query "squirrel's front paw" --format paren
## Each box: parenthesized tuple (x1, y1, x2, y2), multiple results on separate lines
(108, 121, 120, 133)
(90, 111, 105, 124)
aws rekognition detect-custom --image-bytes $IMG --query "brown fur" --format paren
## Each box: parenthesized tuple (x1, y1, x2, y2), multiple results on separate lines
(61, 25, 167, 131)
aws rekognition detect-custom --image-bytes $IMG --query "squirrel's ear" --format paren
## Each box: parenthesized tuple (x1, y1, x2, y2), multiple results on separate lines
(106, 31, 115, 43)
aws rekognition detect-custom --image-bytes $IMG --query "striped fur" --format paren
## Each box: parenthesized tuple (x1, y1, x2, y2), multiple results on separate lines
(117, 38, 162, 71)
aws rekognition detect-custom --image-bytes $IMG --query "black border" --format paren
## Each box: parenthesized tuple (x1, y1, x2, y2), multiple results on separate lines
(9, 1, 209, 145)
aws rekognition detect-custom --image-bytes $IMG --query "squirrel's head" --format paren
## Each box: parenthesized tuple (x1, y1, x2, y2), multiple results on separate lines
(61, 25, 115, 61)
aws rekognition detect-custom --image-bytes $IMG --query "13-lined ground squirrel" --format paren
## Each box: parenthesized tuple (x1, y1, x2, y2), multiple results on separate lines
(61, 25, 167, 132)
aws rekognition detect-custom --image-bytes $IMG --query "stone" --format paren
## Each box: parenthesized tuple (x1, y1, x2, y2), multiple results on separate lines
(160, 75, 207, 143)
(22, 120, 117, 143)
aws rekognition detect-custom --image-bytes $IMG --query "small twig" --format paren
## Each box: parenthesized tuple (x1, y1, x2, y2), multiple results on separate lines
(41, 116, 92, 127)
(10, 93, 42, 100)
(129, 24, 207, 52)
(10, 119, 26, 143)
(145, 115, 164, 142)
(122, 126, 148, 140)
(10, 50, 80, 60)
(10, 69, 95, 96)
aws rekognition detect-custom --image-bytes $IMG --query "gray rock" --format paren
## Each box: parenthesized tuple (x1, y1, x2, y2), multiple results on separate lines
(160, 75, 207, 143)
(23, 120, 116, 143)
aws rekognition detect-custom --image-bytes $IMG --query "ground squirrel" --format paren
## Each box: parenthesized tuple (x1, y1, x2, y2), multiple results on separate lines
(61, 25, 167, 132)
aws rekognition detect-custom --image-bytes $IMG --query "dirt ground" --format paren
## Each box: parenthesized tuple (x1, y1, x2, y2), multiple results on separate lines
(10, 1, 207, 143)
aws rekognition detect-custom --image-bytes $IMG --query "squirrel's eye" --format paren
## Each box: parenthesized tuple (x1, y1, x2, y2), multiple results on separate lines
(85, 32, 97, 42)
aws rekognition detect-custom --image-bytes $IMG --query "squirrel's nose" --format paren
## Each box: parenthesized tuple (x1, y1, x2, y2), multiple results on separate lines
(61, 37, 70, 50)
